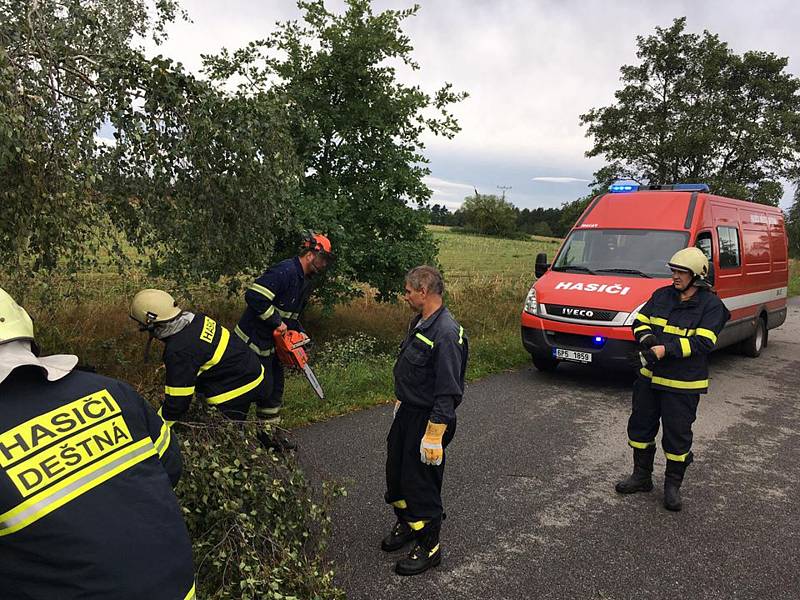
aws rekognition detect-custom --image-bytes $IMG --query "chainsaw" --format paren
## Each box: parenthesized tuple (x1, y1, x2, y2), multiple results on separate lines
(273, 329, 325, 400)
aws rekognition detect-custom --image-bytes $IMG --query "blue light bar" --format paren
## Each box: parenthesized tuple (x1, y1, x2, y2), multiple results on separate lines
(593, 336, 605, 346)
(672, 183, 710, 192)
(609, 183, 639, 193)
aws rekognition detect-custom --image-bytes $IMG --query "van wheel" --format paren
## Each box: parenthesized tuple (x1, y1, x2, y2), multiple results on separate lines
(532, 356, 559, 372)
(741, 317, 767, 358)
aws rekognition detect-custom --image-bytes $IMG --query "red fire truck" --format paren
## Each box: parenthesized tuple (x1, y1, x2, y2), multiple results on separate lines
(521, 183, 789, 371)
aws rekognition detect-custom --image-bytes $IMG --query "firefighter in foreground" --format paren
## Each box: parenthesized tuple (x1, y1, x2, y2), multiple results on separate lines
(235, 232, 334, 450)
(0, 288, 195, 599)
(383, 266, 468, 575)
(616, 247, 730, 511)
(129, 289, 290, 448)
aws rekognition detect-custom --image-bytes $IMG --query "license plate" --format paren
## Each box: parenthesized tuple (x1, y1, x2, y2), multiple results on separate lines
(552, 348, 592, 363)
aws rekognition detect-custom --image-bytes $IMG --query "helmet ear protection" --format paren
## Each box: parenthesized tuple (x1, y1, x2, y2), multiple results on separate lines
(299, 231, 334, 260)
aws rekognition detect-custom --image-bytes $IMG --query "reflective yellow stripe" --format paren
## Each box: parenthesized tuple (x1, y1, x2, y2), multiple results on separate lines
(428, 544, 440, 557)
(157, 406, 175, 428)
(665, 451, 691, 462)
(415, 333, 434, 348)
(392, 500, 408, 509)
(407, 520, 427, 531)
(650, 317, 668, 327)
(635, 314, 651, 324)
(652, 375, 708, 390)
(235, 326, 275, 357)
(248, 283, 275, 300)
(198, 327, 229, 375)
(153, 420, 172, 458)
(0, 438, 155, 536)
(458, 326, 464, 345)
(640, 367, 707, 389)
(165, 385, 195, 397)
(628, 439, 656, 449)
(183, 583, 196, 600)
(205, 366, 264, 405)
(633, 325, 652, 334)
(258, 305, 275, 320)
(696, 328, 717, 343)
(275, 307, 300, 319)
(234, 325, 249, 343)
(679, 338, 691, 358)
(663, 325, 696, 336)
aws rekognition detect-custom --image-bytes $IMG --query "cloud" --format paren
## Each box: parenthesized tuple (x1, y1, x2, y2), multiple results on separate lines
(531, 177, 591, 184)
(422, 175, 475, 209)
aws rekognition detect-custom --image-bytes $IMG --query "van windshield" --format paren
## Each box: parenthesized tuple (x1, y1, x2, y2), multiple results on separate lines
(552, 229, 689, 278)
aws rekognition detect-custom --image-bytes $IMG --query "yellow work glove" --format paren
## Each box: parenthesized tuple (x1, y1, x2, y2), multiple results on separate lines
(420, 421, 447, 466)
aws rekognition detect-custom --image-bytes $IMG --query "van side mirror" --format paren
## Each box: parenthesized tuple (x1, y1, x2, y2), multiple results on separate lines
(535, 253, 549, 278)
(706, 262, 715, 287)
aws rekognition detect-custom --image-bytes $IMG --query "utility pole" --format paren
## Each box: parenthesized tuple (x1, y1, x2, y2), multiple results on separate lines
(497, 185, 512, 200)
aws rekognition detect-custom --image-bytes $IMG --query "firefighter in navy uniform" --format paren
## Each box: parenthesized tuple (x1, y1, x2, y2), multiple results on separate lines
(616, 247, 730, 511)
(235, 232, 334, 450)
(0, 287, 195, 600)
(131, 288, 270, 429)
(383, 266, 468, 576)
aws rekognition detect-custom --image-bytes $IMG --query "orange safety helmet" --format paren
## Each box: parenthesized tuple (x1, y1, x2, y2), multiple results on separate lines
(300, 231, 334, 260)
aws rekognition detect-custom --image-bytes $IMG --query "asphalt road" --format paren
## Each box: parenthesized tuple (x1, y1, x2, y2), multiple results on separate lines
(297, 302, 800, 600)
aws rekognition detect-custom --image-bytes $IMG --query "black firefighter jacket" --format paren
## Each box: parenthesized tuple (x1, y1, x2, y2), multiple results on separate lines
(235, 257, 311, 357)
(632, 285, 730, 394)
(162, 313, 265, 421)
(0, 366, 195, 600)
(393, 306, 469, 424)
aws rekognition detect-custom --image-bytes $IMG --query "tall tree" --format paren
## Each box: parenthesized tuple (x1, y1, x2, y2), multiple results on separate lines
(581, 18, 800, 206)
(204, 0, 466, 301)
(460, 192, 518, 237)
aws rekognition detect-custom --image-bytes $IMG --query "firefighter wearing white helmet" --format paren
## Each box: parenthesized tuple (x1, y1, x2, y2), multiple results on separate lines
(0, 287, 196, 599)
(615, 246, 730, 511)
(130, 288, 271, 426)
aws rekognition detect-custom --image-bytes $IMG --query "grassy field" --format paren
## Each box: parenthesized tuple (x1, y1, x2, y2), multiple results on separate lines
(15, 227, 555, 429)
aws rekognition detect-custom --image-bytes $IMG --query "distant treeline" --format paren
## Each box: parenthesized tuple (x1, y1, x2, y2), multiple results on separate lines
(425, 192, 592, 239)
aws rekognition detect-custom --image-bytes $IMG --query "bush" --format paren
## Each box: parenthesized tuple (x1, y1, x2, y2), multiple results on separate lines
(175, 410, 345, 600)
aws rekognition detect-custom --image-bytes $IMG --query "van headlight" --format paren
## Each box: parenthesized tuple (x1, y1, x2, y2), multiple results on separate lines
(623, 302, 646, 326)
(524, 287, 538, 315)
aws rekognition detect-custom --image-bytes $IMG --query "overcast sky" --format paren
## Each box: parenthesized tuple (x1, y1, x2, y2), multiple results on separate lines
(147, 0, 800, 211)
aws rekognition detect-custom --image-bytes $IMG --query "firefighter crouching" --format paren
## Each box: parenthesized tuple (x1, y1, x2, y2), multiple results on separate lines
(616, 247, 730, 511)
(130, 289, 274, 438)
(235, 231, 334, 451)
(0, 288, 195, 599)
(383, 266, 469, 575)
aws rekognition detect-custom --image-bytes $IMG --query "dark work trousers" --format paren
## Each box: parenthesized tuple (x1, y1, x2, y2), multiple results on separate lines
(258, 353, 285, 412)
(627, 376, 700, 458)
(385, 404, 457, 526)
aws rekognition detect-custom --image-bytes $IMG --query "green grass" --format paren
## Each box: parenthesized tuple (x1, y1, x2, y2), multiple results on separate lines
(14, 227, 555, 428)
(789, 259, 800, 297)
(429, 225, 562, 279)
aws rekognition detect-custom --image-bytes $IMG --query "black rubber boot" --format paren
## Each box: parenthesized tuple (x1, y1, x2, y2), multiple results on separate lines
(381, 520, 418, 552)
(615, 447, 656, 494)
(664, 458, 690, 511)
(257, 429, 297, 452)
(395, 524, 441, 576)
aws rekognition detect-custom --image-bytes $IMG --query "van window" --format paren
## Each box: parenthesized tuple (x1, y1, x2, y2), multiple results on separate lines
(717, 226, 741, 268)
(695, 232, 712, 262)
(553, 229, 689, 277)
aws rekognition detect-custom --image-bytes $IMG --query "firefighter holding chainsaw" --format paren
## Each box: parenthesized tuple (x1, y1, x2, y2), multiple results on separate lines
(383, 266, 468, 576)
(235, 232, 334, 450)
(616, 247, 729, 511)
(130, 289, 272, 435)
